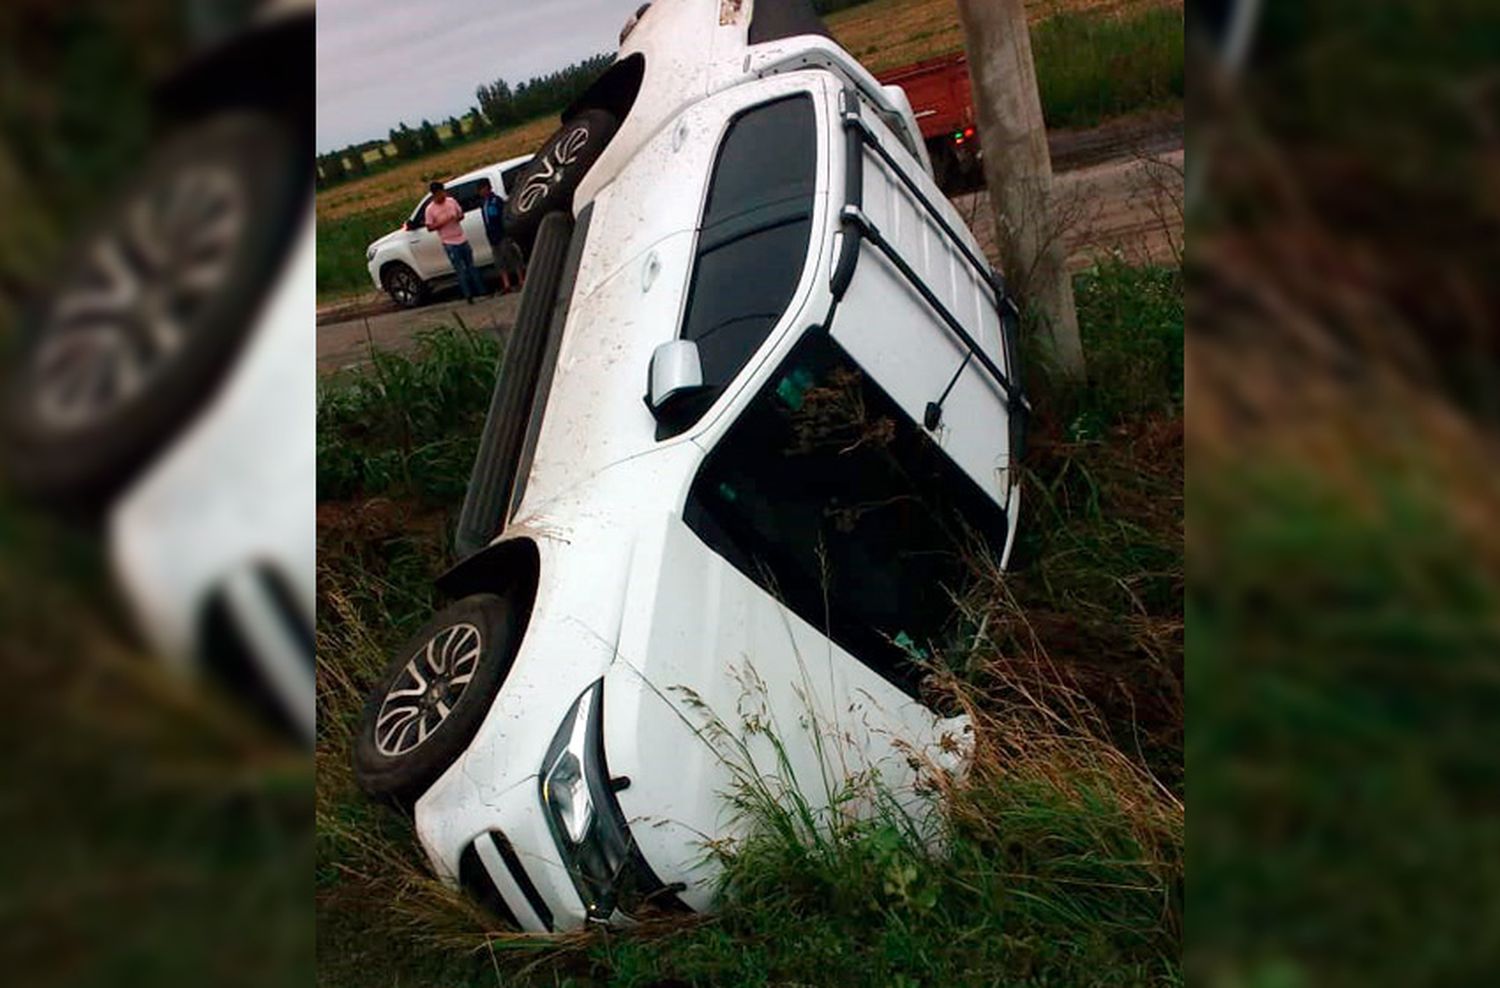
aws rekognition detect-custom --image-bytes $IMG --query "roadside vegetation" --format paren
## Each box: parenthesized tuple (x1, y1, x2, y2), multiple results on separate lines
(315, 259, 1185, 986)
(1189, 2, 1500, 981)
(317, 0, 1183, 300)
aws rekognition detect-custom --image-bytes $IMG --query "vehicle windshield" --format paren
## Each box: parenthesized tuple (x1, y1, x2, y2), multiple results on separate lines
(684, 331, 1011, 698)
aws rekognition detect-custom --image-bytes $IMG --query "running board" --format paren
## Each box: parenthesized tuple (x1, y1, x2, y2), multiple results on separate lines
(454, 212, 576, 559)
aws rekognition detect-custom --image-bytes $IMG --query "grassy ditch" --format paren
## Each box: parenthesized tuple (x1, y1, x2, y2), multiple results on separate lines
(315, 260, 1185, 986)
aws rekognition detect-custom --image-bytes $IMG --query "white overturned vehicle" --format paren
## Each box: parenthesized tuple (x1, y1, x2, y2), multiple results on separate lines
(352, 0, 1029, 930)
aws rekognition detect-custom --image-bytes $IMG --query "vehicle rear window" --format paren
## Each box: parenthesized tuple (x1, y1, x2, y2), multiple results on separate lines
(501, 162, 528, 198)
(448, 180, 485, 212)
(684, 331, 1011, 699)
(677, 96, 817, 414)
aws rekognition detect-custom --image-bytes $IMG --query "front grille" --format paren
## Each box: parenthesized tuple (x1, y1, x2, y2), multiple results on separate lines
(458, 842, 519, 928)
(197, 564, 313, 738)
(492, 832, 554, 931)
(460, 832, 554, 932)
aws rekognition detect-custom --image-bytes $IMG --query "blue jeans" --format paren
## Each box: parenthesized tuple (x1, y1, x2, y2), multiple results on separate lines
(443, 242, 486, 300)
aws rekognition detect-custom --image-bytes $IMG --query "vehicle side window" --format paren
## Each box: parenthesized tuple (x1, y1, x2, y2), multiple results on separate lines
(680, 96, 817, 397)
(684, 332, 1010, 699)
(410, 194, 432, 227)
(501, 163, 528, 198)
(448, 180, 485, 212)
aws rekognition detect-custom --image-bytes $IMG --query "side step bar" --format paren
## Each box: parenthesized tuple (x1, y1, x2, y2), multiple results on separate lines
(454, 212, 575, 559)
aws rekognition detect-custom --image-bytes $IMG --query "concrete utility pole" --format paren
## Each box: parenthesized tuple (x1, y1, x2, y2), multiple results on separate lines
(956, 0, 1085, 381)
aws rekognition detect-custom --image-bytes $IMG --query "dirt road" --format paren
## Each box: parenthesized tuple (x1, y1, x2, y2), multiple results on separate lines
(953, 147, 1185, 274)
(317, 291, 521, 375)
(318, 112, 1184, 373)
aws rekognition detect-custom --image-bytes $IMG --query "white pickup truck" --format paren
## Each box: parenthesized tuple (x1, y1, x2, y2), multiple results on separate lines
(351, 0, 1029, 932)
(364, 155, 534, 308)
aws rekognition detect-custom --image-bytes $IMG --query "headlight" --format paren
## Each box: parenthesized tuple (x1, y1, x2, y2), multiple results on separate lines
(540, 680, 687, 922)
(366, 246, 377, 261)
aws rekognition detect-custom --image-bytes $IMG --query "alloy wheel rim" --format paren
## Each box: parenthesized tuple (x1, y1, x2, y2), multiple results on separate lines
(28, 162, 246, 433)
(392, 270, 418, 303)
(375, 622, 483, 757)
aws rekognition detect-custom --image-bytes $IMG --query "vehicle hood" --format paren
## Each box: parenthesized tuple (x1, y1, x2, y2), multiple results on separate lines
(368, 227, 406, 253)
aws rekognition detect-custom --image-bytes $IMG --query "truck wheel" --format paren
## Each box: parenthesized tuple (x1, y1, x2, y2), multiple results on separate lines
(353, 594, 523, 802)
(929, 142, 956, 192)
(504, 109, 618, 253)
(2, 112, 304, 504)
(382, 262, 427, 309)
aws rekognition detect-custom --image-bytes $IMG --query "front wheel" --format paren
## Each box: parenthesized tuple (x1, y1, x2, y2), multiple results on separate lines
(353, 594, 523, 802)
(382, 262, 427, 309)
(504, 108, 619, 253)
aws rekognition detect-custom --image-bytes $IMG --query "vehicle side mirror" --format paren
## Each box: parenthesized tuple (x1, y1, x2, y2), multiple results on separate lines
(647, 340, 708, 418)
(404, 219, 419, 232)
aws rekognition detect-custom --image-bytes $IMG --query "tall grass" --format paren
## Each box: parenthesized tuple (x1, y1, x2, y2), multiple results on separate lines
(315, 261, 1184, 985)
(318, 323, 501, 504)
(318, 203, 410, 299)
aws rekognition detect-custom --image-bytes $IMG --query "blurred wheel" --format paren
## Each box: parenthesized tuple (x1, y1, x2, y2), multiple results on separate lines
(2, 112, 305, 504)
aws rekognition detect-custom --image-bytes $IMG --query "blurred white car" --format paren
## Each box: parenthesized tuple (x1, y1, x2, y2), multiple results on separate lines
(364, 156, 533, 308)
(352, 0, 1028, 931)
(1, 0, 315, 741)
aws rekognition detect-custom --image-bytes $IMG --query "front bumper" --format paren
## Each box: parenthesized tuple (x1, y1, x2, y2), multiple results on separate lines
(422, 693, 692, 933)
(448, 774, 584, 931)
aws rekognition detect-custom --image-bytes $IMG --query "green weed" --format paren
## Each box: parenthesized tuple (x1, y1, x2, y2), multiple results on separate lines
(318, 203, 411, 299)
(318, 323, 501, 505)
(1034, 7, 1185, 130)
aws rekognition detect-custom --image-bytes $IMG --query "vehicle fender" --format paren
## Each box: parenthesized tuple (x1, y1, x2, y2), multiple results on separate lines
(436, 535, 542, 605)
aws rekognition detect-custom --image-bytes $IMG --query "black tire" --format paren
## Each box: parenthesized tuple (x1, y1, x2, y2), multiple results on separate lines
(382, 262, 427, 309)
(353, 594, 523, 802)
(929, 142, 956, 193)
(504, 109, 618, 253)
(2, 112, 305, 504)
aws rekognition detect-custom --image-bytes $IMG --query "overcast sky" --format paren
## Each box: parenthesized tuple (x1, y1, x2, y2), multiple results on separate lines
(317, 0, 642, 152)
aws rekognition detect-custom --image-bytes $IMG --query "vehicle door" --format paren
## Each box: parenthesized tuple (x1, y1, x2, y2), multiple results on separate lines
(831, 85, 1023, 504)
(404, 193, 448, 279)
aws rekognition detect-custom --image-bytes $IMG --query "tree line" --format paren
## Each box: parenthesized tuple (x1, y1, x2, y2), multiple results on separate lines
(316, 53, 613, 189)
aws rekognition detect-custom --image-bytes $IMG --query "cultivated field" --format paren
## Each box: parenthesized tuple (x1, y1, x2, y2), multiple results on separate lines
(318, 117, 557, 224)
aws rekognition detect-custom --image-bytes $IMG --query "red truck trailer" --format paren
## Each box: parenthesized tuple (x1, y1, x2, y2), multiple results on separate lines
(876, 52, 981, 191)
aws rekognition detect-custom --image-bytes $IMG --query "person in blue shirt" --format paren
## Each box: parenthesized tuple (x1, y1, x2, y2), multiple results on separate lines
(477, 178, 524, 295)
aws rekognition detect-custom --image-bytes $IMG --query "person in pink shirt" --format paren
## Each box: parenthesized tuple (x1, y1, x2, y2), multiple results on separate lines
(424, 181, 486, 303)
